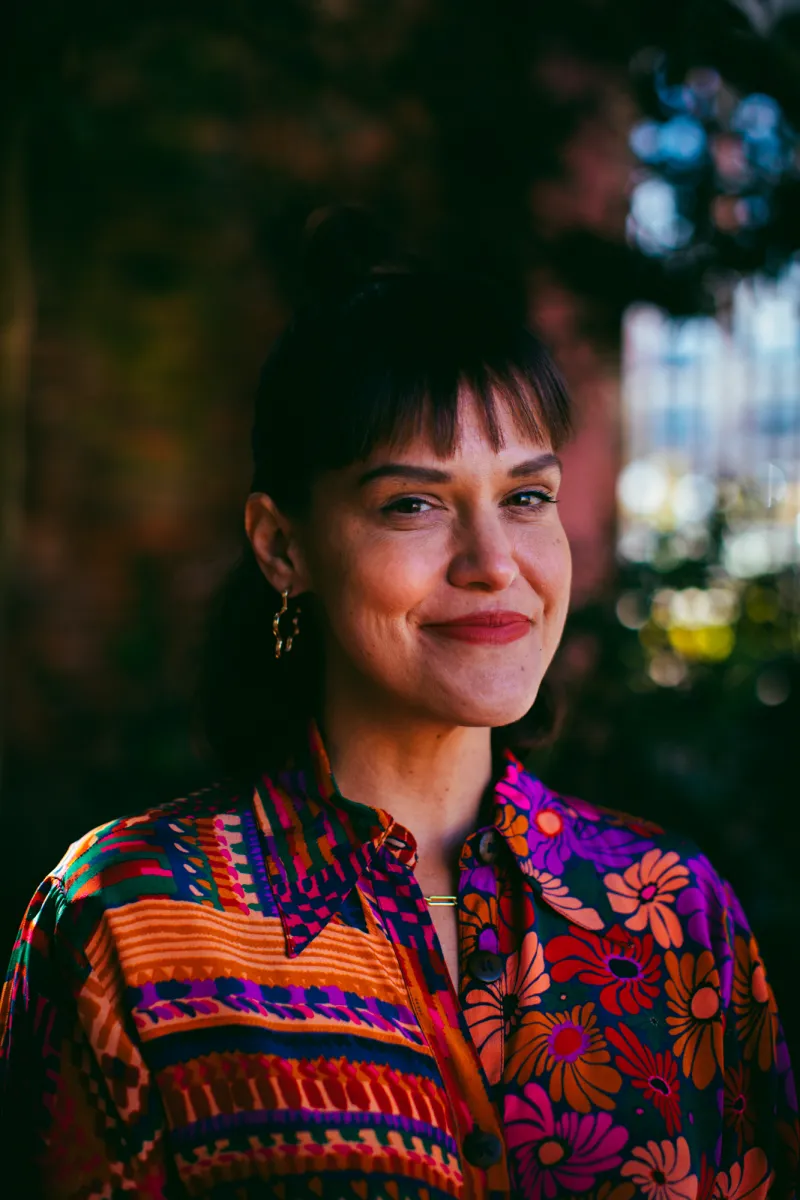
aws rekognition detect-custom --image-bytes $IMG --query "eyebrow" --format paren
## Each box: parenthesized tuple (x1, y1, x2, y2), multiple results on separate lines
(357, 453, 563, 487)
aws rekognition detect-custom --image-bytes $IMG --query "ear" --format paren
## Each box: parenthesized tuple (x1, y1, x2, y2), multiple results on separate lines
(245, 493, 312, 597)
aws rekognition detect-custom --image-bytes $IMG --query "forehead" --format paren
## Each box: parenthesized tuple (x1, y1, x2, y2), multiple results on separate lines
(378, 389, 554, 465)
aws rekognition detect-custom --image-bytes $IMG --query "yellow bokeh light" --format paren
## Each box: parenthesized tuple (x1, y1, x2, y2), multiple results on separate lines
(667, 624, 735, 661)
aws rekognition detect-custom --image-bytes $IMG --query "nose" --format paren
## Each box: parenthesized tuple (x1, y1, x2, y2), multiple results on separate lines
(447, 512, 518, 592)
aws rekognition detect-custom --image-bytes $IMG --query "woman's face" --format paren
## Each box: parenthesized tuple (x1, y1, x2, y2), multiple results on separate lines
(294, 393, 572, 731)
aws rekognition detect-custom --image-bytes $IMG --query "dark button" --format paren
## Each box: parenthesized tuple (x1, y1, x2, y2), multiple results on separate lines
(463, 1127, 503, 1169)
(467, 950, 504, 984)
(477, 829, 500, 864)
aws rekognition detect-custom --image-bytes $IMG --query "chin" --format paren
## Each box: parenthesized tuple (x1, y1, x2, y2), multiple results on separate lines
(424, 682, 542, 731)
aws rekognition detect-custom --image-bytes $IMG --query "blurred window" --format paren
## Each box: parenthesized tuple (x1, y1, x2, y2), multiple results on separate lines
(619, 265, 800, 580)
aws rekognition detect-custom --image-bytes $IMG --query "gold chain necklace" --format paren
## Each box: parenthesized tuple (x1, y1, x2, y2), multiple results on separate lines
(423, 895, 458, 906)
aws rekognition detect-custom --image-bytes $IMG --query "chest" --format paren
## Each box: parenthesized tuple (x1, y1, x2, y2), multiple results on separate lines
(427, 903, 460, 986)
(127, 859, 729, 1199)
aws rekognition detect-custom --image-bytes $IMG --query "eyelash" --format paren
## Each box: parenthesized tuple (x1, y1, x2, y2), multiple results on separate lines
(382, 489, 557, 516)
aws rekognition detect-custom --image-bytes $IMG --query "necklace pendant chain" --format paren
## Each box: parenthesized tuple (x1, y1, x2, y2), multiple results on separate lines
(424, 895, 458, 906)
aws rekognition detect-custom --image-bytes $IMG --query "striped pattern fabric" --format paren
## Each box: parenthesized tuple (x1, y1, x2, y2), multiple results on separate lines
(1, 722, 797, 1198)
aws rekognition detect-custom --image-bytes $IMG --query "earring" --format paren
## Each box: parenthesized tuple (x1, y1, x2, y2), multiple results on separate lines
(273, 588, 301, 659)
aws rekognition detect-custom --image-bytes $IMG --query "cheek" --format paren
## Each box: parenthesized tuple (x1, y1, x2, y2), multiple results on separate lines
(553, 533, 573, 603)
(316, 530, 438, 628)
(523, 530, 572, 616)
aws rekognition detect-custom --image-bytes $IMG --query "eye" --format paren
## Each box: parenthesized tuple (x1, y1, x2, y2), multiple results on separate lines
(505, 488, 557, 509)
(382, 496, 435, 515)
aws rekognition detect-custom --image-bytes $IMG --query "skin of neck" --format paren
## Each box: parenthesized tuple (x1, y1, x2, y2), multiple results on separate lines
(321, 662, 495, 883)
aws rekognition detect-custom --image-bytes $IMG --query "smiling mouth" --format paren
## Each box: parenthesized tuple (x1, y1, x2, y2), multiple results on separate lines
(423, 612, 532, 645)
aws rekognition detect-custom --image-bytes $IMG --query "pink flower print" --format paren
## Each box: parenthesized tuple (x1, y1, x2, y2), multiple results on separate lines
(505, 1081, 628, 1200)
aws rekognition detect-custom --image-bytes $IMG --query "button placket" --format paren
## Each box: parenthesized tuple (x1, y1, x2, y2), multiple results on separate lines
(466, 949, 505, 984)
(461, 831, 505, 990)
(368, 847, 509, 1194)
(458, 834, 510, 1094)
(462, 1126, 504, 1169)
(477, 829, 500, 865)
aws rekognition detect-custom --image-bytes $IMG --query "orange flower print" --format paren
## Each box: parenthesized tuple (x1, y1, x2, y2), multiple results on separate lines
(621, 1136, 697, 1200)
(462, 931, 549, 1087)
(459, 890, 497, 964)
(504, 1001, 622, 1113)
(508, 930, 551, 1017)
(462, 981, 504, 1085)
(722, 1062, 756, 1154)
(665, 949, 723, 1090)
(496, 801, 530, 860)
(732, 934, 778, 1071)
(604, 849, 689, 949)
(530, 869, 604, 931)
(711, 1146, 773, 1200)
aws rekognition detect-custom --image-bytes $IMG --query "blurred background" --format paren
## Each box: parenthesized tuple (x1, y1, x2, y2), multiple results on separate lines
(2, 0, 799, 1069)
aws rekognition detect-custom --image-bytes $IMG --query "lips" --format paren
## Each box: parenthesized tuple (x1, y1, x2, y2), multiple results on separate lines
(423, 610, 532, 645)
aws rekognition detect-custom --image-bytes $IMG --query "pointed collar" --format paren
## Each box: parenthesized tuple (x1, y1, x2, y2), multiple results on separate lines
(251, 722, 652, 955)
(490, 754, 654, 933)
(251, 722, 401, 956)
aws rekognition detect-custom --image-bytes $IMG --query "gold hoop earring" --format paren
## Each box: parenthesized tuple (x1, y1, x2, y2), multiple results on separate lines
(273, 588, 301, 659)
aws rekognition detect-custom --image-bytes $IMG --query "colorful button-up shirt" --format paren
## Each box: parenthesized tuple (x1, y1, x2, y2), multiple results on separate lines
(1, 724, 797, 1199)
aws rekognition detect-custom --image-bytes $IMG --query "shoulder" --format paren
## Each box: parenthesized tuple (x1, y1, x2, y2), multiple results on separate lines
(4, 778, 274, 1012)
(52, 778, 261, 917)
(505, 758, 708, 874)
(508, 762, 742, 958)
(556, 784, 742, 922)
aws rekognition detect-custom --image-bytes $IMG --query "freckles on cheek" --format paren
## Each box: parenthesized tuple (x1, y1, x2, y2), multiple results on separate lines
(528, 539, 571, 607)
(349, 541, 433, 619)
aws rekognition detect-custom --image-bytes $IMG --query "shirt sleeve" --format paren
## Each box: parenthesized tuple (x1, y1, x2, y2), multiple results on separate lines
(0, 876, 174, 1198)
(718, 876, 799, 1199)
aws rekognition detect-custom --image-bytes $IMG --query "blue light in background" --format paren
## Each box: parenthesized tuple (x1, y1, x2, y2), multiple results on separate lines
(629, 118, 707, 169)
(732, 94, 783, 140)
(629, 121, 662, 163)
(658, 117, 707, 168)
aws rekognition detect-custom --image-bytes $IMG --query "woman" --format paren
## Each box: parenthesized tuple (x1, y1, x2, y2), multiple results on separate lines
(1, 212, 797, 1200)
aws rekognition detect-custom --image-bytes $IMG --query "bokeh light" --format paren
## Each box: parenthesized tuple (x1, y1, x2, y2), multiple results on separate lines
(756, 668, 791, 706)
(671, 473, 717, 524)
(627, 178, 694, 255)
(617, 459, 670, 515)
(648, 652, 688, 687)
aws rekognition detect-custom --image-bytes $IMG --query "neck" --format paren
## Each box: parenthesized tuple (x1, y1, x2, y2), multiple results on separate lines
(321, 694, 494, 879)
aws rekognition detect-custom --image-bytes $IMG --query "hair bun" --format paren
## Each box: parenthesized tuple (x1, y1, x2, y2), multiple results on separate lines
(300, 206, 400, 303)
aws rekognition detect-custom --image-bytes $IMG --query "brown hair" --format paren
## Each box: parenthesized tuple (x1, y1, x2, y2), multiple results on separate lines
(200, 210, 572, 778)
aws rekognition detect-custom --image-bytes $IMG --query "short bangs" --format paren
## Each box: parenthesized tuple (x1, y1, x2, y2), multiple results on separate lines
(203, 260, 573, 775)
(251, 271, 572, 511)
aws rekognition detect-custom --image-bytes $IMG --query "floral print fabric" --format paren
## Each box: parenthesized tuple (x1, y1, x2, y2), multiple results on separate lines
(0, 724, 796, 1198)
(461, 757, 797, 1199)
